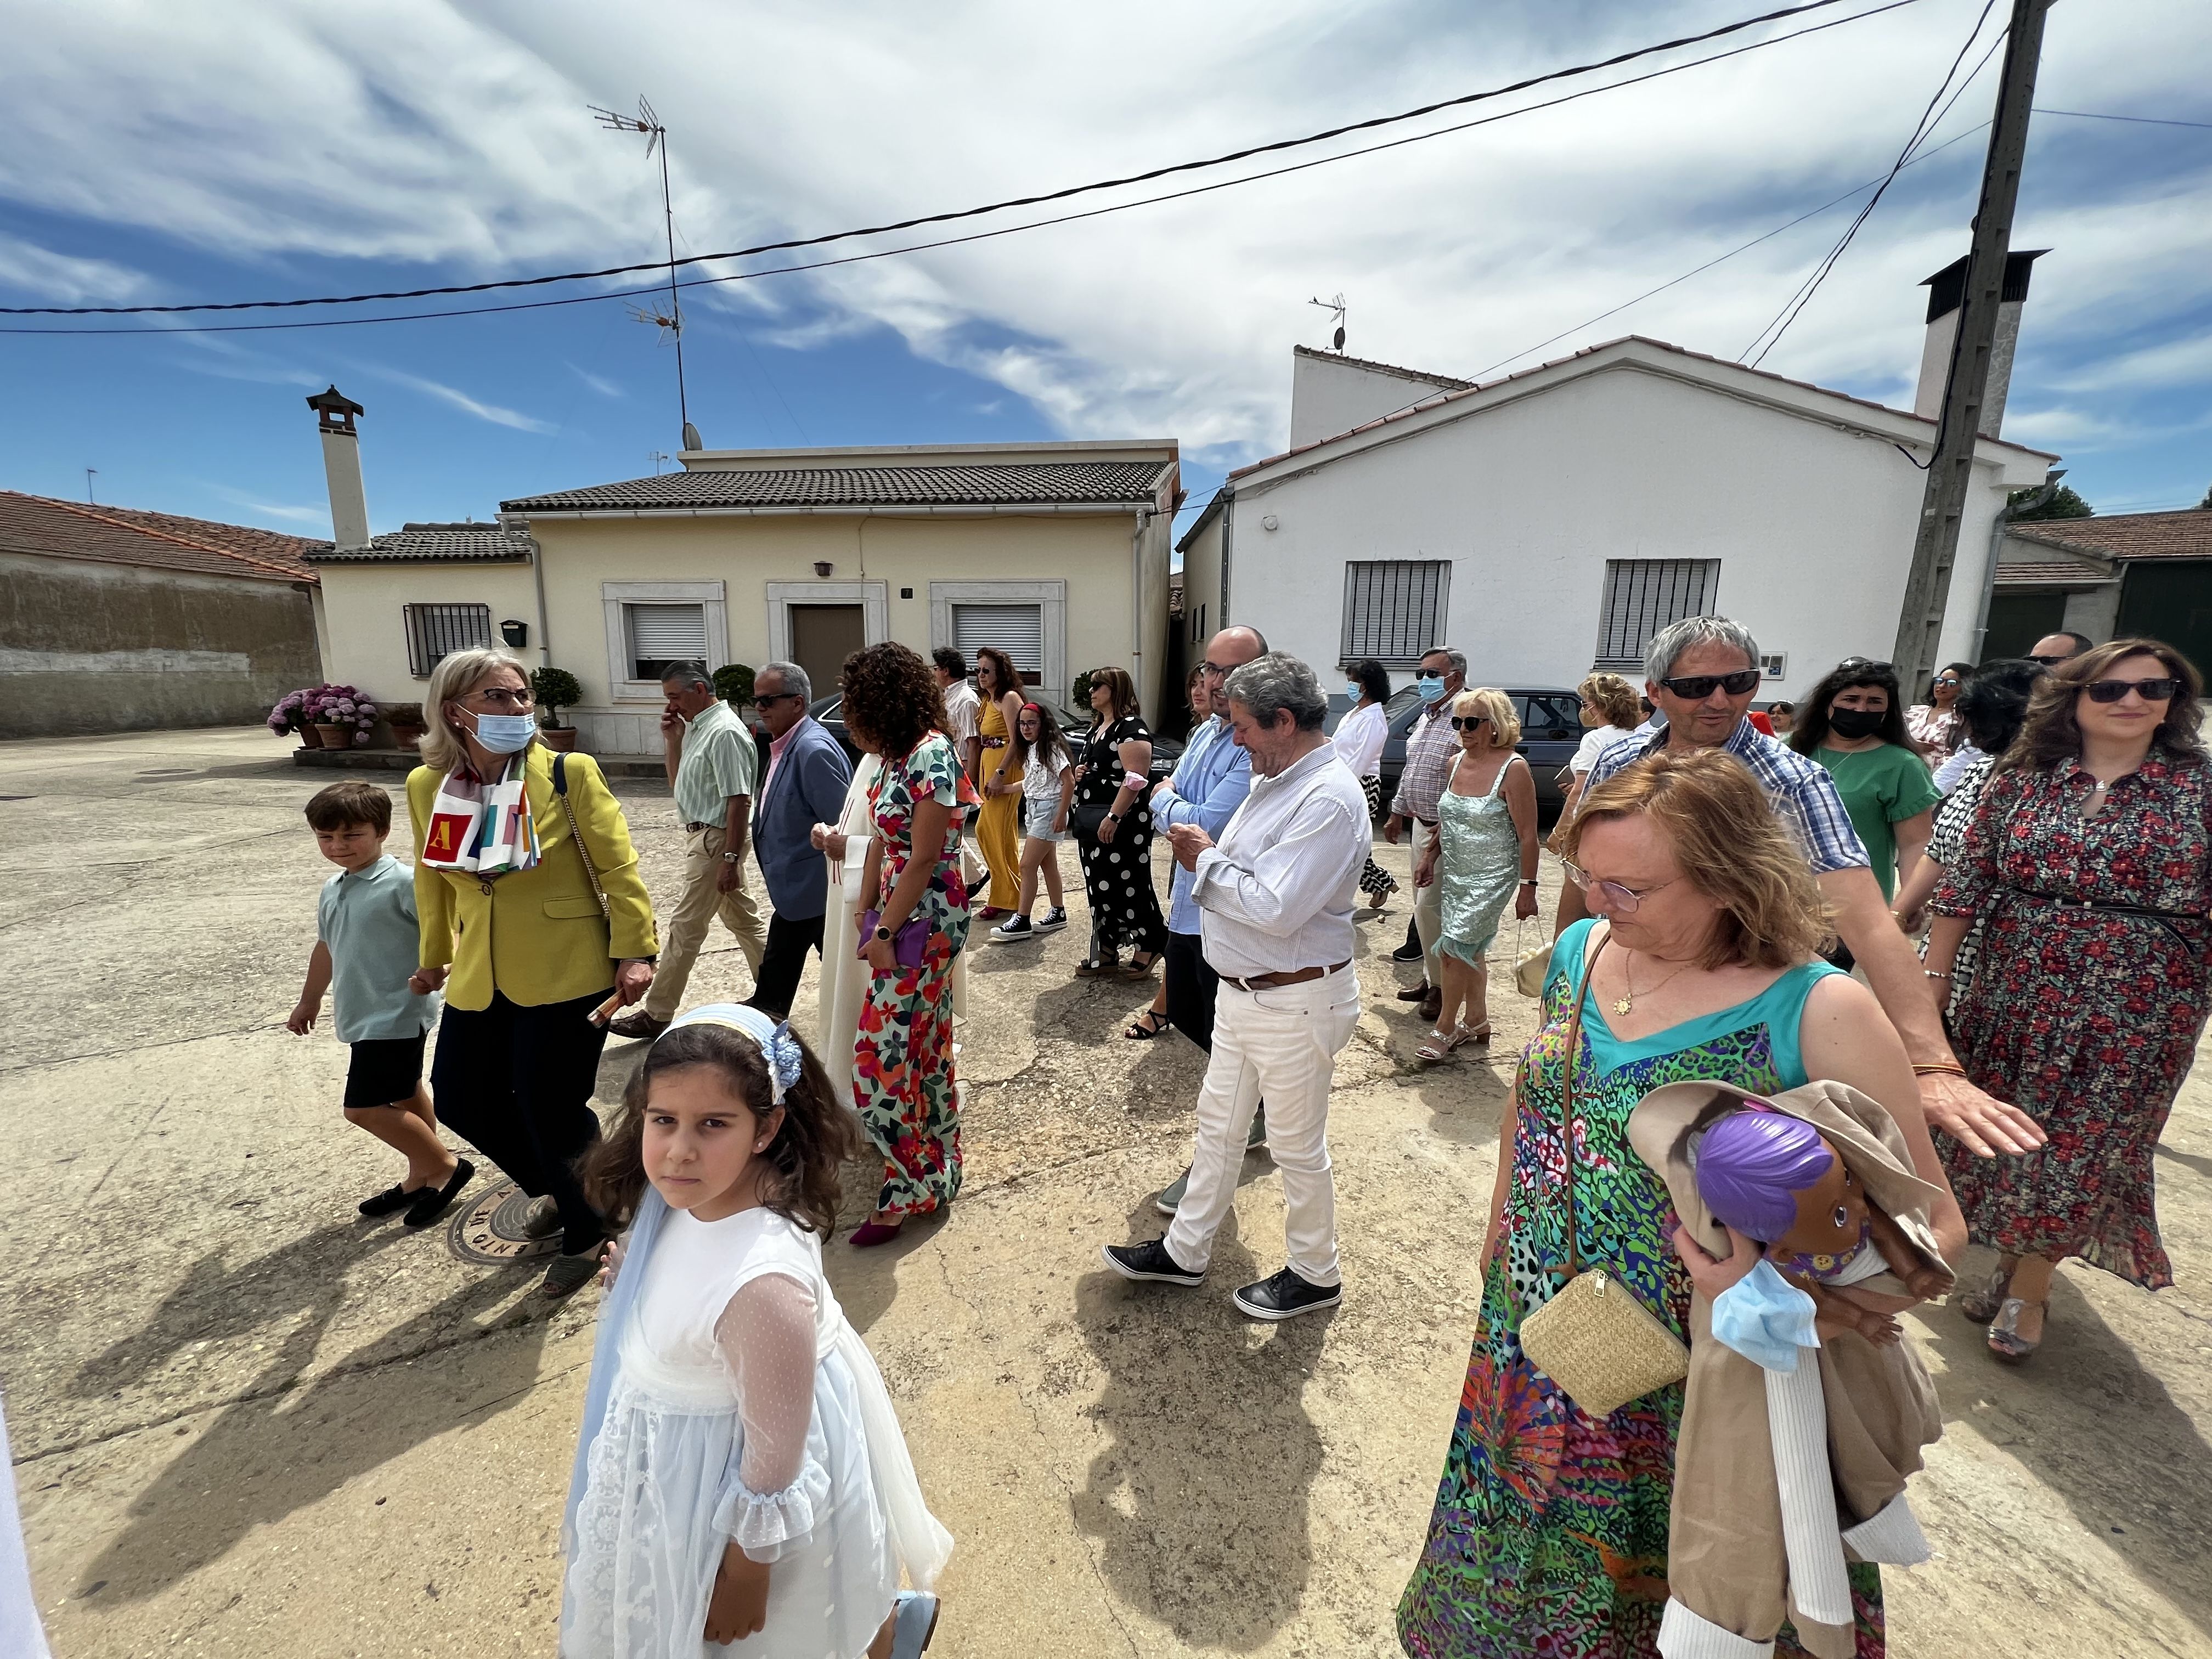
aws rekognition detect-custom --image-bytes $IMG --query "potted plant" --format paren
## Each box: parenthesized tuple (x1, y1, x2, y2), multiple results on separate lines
(532, 666, 584, 752)
(306, 684, 379, 749)
(713, 663, 755, 709)
(385, 702, 427, 751)
(269, 688, 318, 747)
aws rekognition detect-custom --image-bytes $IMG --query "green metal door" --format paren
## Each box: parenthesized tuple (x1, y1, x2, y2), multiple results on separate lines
(2117, 562, 2212, 677)
(1984, 592, 2067, 662)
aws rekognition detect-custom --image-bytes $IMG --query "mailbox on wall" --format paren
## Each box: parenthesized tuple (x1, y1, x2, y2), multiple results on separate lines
(500, 619, 529, 648)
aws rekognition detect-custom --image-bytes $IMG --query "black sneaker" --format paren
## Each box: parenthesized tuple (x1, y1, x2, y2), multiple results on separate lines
(358, 1182, 415, 1219)
(1233, 1266, 1342, 1321)
(1034, 907, 1069, 934)
(1101, 1238, 1204, 1286)
(1391, 940, 1425, 964)
(989, 915, 1034, 943)
(402, 1158, 475, 1229)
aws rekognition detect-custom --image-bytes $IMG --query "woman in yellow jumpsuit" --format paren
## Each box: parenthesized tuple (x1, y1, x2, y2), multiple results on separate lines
(972, 646, 1026, 917)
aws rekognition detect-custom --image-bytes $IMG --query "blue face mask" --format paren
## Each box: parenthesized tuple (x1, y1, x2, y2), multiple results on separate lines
(1345, 682, 1362, 701)
(1417, 675, 1448, 704)
(467, 711, 538, 754)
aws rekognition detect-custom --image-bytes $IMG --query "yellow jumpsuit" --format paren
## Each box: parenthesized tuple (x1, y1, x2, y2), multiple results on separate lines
(975, 695, 1025, 910)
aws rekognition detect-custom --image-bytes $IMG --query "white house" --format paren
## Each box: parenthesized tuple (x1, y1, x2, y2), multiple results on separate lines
(1181, 333, 2059, 699)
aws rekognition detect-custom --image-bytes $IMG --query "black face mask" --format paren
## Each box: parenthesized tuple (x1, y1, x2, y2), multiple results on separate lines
(1827, 707, 1887, 740)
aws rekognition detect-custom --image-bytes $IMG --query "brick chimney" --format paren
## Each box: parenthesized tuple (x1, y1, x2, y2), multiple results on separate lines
(306, 385, 371, 551)
(1912, 249, 2046, 438)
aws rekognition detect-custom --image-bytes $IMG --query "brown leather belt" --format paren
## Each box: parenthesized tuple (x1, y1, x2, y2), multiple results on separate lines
(685, 820, 715, 833)
(1222, 958, 1352, 994)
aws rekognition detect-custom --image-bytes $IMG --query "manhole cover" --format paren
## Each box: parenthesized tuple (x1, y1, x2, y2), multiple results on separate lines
(448, 1179, 561, 1266)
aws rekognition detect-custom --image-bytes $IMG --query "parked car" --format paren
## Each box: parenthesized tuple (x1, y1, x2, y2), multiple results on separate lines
(808, 693, 1183, 788)
(1324, 685, 1584, 821)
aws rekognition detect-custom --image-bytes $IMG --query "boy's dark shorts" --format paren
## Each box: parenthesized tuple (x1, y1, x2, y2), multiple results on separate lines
(343, 1033, 427, 1111)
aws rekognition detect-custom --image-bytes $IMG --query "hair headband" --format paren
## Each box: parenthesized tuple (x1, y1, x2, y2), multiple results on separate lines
(661, 1002, 805, 1104)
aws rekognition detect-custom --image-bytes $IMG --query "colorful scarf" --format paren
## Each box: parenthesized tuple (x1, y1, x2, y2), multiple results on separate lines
(418, 752, 540, 875)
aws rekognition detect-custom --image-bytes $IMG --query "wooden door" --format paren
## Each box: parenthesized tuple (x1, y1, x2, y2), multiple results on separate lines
(789, 605, 866, 701)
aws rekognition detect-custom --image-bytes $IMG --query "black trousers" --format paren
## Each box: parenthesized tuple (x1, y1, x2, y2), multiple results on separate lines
(748, 910, 827, 1021)
(1164, 929, 1220, 1053)
(431, 986, 611, 1255)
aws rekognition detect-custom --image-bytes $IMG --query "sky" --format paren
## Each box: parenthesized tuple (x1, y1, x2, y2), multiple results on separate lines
(2, 0, 2208, 552)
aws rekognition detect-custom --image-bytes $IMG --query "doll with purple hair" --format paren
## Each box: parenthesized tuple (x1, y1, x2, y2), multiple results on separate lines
(1694, 1106, 1953, 1344)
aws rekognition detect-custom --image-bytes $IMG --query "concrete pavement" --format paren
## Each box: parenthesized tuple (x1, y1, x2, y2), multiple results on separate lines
(4, 725, 2210, 1657)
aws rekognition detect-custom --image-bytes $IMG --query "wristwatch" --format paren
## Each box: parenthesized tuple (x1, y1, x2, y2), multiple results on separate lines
(721, 851, 744, 863)
(874, 925, 894, 943)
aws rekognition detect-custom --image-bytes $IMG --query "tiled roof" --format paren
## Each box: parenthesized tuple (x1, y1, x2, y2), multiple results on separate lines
(502, 460, 1172, 514)
(307, 522, 533, 564)
(1291, 344, 1472, 389)
(2007, 510, 2212, 564)
(1993, 557, 2116, 588)
(0, 490, 320, 583)
(1234, 335, 2059, 480)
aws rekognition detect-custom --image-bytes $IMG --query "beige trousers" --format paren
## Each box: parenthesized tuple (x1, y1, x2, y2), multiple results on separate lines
(1410, 817, 1445, 989)
(642, 823, 767, 1020)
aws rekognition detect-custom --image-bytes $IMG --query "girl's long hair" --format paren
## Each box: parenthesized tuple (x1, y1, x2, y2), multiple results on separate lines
(582, 1022, 860, 1236)
(1789, 657, 1911, 754)
(2001, 636, 2207, 775)
(1011, 699, 1067, 771)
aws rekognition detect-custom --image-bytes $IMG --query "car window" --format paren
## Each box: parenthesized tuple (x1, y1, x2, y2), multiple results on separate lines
(1514, 694, 1581, 740)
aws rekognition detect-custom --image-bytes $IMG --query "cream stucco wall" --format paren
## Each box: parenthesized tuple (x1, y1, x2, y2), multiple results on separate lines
(522, 510, 1170, 754)
(313, 560, 542, 703)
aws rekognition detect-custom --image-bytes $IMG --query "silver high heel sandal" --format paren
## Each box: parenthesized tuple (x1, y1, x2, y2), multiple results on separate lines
(1988, 1296, 2047, 1364)
(1955, 1261, 2012, 1325)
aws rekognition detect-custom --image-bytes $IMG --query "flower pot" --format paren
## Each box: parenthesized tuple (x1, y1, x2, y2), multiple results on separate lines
(296, 724, 325, 750)
(313, 723, 353, 749)
(390, 723, 427, 752)
(539, 726, 579, 752)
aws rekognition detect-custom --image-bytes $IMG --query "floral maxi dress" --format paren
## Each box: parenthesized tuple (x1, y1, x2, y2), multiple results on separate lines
(1396, 919, 1883, 1658)
(1929, 753, 2212, 1288)
(856, 735, 977, 1220)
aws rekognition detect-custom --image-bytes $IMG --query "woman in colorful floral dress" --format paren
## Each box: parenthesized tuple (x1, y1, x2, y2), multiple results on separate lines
(840, 642, 978, 1248)
(1399, 747, 1963, 1658)
(1926, 639, 2212, 1362)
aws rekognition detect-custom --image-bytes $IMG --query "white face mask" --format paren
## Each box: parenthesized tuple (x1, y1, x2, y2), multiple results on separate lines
(1345, 682, 1362, 701)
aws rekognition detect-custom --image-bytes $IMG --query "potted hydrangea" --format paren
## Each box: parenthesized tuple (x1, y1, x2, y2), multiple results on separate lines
(268, 687, 318, 746)
(385, 702, 427, 751)
(306, 684, 379, 749)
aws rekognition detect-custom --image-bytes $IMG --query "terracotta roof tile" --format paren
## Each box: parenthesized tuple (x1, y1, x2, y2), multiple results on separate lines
(1993, 558, 2117, 588)
(2007, 510, 2212, 563)
(502, 460, 1171, 514)
(308, 522, 532, 564)
(0, 490, 321, 583)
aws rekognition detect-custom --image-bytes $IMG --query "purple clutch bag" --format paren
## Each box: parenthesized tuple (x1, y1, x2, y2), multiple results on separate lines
(859, 908, 930, 969)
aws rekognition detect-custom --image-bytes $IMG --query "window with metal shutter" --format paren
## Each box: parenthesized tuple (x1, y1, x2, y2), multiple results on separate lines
(402, 602, 492, 678)
(1340, 560, 1451, 665)
(626, 602, 709, 679)
(1593, 560, 1721, 672)
(952, 603, 1044, 681)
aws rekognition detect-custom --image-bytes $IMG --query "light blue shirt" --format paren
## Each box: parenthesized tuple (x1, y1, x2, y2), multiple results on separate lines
(318, 855, 437, 1043)
(1152, 715, 1254, 935)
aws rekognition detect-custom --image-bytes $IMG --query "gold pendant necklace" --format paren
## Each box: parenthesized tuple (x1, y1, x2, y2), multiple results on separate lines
(1614, 950, 1692, 1017)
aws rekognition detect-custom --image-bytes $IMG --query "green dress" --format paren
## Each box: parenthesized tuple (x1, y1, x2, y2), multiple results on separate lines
(1396, 920, 1884, 1658)
(1808, 742, 1939, 899)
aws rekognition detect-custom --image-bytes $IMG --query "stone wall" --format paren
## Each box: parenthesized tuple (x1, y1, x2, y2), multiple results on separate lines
(0, 551, 323, 738)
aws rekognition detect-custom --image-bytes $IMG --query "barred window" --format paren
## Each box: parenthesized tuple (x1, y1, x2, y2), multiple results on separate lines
(1593, 560, 1721, 672)
(1340, 560, 1451, 665)
(402, 602, 492, 678)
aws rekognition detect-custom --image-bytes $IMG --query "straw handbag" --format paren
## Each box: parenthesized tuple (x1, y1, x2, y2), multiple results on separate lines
(1514, 925, 1690, 1417)
(1511, 921, 1551, 998)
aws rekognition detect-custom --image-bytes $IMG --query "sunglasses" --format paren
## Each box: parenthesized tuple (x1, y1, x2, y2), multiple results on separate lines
(2084, 676, 2180, 704)
(2027, 653, 2073, 667)
(1559, 857, 1681, 913)
(1451, 715, 1488, 730)
(1835, 657, 1894, 675)
(754, 690, 804, 705)
(1658, 668, 1762, 699)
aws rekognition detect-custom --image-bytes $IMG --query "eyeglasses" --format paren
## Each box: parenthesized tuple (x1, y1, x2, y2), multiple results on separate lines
(754, 690, 803, 705)
(465, 687, 534, 710)
(1451, 716, 1488, 731)
(1559, 857, 1681, 913)
(1657, 669, 1762, 699)
(2027, 653, 2073, 667)
(2084, 676, 2180, 704)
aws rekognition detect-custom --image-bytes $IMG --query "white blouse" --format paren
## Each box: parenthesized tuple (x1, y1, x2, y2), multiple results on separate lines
(1336, 699, 1390, 780)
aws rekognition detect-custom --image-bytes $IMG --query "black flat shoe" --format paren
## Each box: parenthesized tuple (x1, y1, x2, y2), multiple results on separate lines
(358, 1183, 416, 1219)
(539, 1244, 606, 1300)
(403, 1158, 476, 1229)
(1233, 1266, 1342, 1321)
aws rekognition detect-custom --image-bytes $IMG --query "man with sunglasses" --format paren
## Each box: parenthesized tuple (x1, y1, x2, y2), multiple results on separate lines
(1386, 646, 1469, 1025)
(1571, 616, 2046, 1160)
(2027, 630, 2094, 667)
(742, 661, 853, 1020)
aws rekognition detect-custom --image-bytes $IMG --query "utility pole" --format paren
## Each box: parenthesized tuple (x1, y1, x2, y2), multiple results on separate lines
(592, 98, 699, 451)
(1892, 0, 2055, 685)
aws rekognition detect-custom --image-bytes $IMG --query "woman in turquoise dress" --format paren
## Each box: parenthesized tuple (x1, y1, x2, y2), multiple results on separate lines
(1414, 687, 1540, 1060)
(1398, 747, 1964, 1659)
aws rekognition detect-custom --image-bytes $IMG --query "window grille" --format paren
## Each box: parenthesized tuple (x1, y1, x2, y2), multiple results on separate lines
(402, 602, 492, 678)
(951, 603, 1044, 682)
(625, 602, 709, 681)
(1340, 560, 1451, 665)
(1593, 560, 1721, 672)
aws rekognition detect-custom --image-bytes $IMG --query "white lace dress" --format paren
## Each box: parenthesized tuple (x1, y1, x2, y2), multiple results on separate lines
(561, 1206, 947, 1658)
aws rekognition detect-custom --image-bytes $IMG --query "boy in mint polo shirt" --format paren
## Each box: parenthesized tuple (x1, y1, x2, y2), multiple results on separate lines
(286, 781, 473, 1228)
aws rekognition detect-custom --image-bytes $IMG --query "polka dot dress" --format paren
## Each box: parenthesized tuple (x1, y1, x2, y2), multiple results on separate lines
(1076, 712, 1169, 957)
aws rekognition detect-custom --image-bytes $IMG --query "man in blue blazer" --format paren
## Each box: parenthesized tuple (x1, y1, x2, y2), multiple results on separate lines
(744, 661, 854, 1019)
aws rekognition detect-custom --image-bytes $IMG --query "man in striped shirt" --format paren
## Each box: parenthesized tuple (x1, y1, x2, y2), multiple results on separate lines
(1385, 646, 1466, 1026)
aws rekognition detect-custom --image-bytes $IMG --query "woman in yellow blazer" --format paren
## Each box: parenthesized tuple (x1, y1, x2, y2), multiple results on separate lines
(405, 648, 658, 1298)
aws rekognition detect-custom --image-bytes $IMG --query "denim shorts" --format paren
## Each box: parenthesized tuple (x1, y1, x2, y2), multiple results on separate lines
(1024, 798, 1065, 842)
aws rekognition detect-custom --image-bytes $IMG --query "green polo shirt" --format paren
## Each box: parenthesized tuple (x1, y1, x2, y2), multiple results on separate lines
(1810, 742, 1941, 898)
(673, 699, 758, 826)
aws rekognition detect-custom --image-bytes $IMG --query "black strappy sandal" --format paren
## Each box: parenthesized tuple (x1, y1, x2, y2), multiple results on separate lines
(1075, 955, 1120, 978)
(1124, 1009, 1171, 1041)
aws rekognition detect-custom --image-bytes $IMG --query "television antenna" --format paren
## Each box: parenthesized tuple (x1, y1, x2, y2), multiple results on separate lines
(84, 467, 98, 504)
(650, 449, 670, 475)
(1308, 293, 1347, 352)
(591, 96, 700, 449)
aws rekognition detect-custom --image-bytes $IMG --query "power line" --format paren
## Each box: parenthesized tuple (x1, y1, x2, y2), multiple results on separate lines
(0, 0, 1901, 320)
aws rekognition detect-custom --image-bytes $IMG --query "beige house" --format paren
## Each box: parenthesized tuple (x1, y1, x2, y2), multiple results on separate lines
(303, 389, 1181, 755)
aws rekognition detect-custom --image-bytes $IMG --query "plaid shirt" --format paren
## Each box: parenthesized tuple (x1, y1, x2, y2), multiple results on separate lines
(1584, 716, 1870, 874)
(1391, 704, 1458, 823)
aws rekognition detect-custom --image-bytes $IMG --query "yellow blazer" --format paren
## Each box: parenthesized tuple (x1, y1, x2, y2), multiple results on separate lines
(408, 744, 659, 1012)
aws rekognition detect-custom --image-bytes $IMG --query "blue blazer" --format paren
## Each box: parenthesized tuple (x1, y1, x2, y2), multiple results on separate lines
(752, 717, 854, 919)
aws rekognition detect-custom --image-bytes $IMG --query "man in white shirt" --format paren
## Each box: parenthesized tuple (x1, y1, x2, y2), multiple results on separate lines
(933, 647, 983, 783)
(1102, 652, 1372, 1321)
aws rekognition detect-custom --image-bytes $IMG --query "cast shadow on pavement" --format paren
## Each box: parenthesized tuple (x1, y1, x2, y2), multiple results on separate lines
(75, 1255, 557, 1601)
(1915, 1260, 2212, 1641)
(1070, 1205, 1331, 1651)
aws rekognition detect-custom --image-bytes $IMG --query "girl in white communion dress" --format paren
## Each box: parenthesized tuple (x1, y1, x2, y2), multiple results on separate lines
(560, 1004, 952, 1659)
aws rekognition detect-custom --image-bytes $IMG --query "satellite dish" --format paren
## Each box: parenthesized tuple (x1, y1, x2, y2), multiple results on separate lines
(1333, 325, 1346, 351)
(681, 421, 703, 451)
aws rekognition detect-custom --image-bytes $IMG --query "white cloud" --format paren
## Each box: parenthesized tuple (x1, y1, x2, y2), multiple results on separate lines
(565, 362, 625, 397)
(203, 484, 327, 524)
(362, 366, 556, 433)
(0, 235, 150, 304)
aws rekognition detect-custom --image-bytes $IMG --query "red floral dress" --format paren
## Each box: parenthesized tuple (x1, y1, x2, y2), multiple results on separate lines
(1929, 753, 2212, 1287)
(854, 735, 977, 1220)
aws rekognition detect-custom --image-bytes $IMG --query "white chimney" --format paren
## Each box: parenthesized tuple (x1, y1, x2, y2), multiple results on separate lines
(1913, 250, 2046, 438)
(306, 385, 371, 550)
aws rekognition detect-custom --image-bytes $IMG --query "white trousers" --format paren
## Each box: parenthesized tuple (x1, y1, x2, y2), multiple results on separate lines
(1164, 964, 1361, 1285)
(1410, 817, 1445, 989)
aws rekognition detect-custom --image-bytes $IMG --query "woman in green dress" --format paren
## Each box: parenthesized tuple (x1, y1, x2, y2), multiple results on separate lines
(1397, 747, 1964, 1658)
(1790, 658, 1941, 904)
